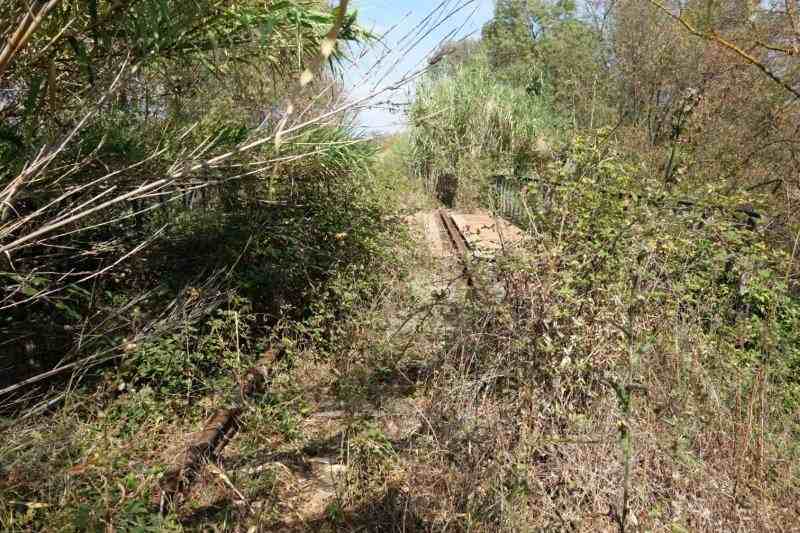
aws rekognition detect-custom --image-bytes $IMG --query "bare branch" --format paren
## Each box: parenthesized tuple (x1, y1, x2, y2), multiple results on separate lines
(646, 0, 800, 101)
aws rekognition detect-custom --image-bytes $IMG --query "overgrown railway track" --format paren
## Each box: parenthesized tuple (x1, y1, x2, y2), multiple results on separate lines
(158, 350, 281, 509)
(438, 208, 475, 287)
(158, 209, 513, 514)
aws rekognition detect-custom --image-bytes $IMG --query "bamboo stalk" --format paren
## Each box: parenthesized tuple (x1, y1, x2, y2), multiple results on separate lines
(0, 0, 62, 77)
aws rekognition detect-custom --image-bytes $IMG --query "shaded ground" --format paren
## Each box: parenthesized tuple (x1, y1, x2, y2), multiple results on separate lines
(171, 207, 525, 530)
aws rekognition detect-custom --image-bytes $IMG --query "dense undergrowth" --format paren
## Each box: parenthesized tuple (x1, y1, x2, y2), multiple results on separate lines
(0, 141, 406, 530)
(394, 1, 800, 529)
(0, 0, 407, 529)
(2, 0, 800, 530)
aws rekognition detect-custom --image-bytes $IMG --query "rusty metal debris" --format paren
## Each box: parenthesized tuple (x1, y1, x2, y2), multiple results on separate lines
(159, 350, 280, 509)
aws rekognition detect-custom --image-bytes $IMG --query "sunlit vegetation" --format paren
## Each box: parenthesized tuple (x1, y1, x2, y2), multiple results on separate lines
(402, 0, 800, 529)
(2, 0, 799, 530)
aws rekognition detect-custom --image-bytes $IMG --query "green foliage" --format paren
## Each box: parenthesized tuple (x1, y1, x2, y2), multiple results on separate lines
(483, 0, 575, 84)
(0, 120, 400, 528)
(521, 131, 800, 409)
(0, 0, 377, 399)
(481, 0, 609, 126)
(121, 302, 255, 396)
(410, 51, 561, 204)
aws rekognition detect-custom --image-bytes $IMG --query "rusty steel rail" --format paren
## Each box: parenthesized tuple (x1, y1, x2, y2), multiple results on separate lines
(438, 209, 468, 256)
(438, 209, 474, 287)
(159, 349, 282, 509)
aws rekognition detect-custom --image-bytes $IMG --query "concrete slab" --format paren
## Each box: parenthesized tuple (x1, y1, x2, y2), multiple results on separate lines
(449, 211, 525, 254)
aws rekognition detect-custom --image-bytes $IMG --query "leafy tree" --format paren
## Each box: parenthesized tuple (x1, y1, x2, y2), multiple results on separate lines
(482, 0, 608, 126)
(610, 0, 800, 227)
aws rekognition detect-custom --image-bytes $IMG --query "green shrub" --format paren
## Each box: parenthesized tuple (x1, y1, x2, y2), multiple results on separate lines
(121, 296, 257, 396)
(409, 51, 562, 206)
(521, 131, 800, 410)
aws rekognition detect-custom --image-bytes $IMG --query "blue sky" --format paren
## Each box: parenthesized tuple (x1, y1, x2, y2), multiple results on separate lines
(344, 0, 495, 133)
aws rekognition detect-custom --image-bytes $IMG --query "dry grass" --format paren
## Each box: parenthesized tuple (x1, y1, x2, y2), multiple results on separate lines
(298, 203, 800, 531)
(2, 169, 798, 531)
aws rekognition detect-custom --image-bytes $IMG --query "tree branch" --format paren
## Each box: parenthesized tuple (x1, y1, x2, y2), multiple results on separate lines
(646, 0, 800, 101)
